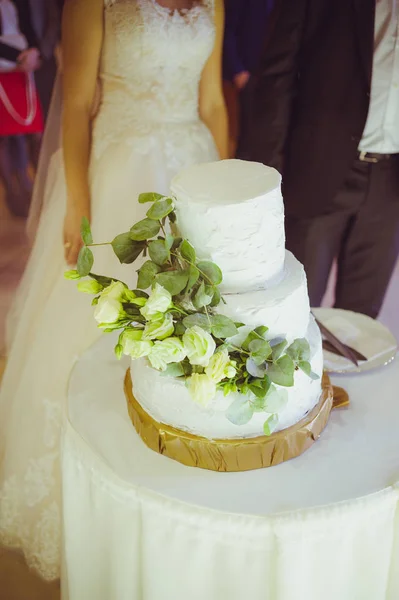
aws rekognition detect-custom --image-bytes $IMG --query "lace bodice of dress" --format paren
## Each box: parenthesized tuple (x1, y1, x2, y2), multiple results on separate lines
(93, 0, 215, 157)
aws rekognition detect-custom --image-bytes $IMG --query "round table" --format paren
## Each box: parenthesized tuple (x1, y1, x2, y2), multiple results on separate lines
(61, 336, 399, 600)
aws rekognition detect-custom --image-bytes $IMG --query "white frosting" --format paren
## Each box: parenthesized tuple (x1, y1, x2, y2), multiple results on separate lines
(171, 159, 285, 293)
(219, 251, 310, 344)
(131, 318, 323, 440)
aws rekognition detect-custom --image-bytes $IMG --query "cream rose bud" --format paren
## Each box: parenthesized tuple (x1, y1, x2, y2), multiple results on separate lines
(101, 281, 126, 301)
(140, 283, 172, 320)
(183, 326, 216, 367)
(142, 313, 174, 340)
(187, 374, 217, 407)
(148, 337, 186, 371)
(77, 279, 103, 295)
(205, 348, 236, 383)
(120, 329, 153, 359)
(94, 297, 123, 324)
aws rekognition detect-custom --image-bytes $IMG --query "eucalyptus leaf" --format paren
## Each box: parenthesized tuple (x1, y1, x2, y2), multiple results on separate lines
(249, 338, 272, 365)
(251, 396, 267, 412)
(248, 376, 271, 399)
(287, 338, 311, 362)
(146, 198, 174, 220)
(264, 386, 288, 413)
(263, 414, 279, 436)
(180, 239, 196, 263)
(156, 269, 189, 296)
(183, 313, 211, 332)
(138, 192, 164, 204)
(174, 321, 187, 336)
(163, 362, 185, 377)
(130, 218, 160, 241)
(111, 233, 146, 264)
(197, 261, 223, 285)
(77, 246, 94, 277)
(226, 397, 254, 426)
(165, 234, 175, 250)
(254, 326, 269, 338)
(80, 216, 93, 245)
(148, 239, 170, 265)
(193, 281, 214, 309)
(137, 260, 161, 290)
(271, 340, 287, 361)
(299, 361, 319, 380)
(242, 329, 267, 351)
(210, 287, 222, 308)
(268, 355, 295, 387)
(210, 315, 238, 339)
(186, 264, 200, 291)
(246, 358, 267, 378)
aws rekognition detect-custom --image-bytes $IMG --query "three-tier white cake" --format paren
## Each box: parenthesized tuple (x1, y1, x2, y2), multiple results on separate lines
(131, 160, 323, 439)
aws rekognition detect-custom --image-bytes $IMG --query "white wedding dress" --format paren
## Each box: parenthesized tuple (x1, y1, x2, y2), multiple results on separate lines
(0, 0, 218, 581)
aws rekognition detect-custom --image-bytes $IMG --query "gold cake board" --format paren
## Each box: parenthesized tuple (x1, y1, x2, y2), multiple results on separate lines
(124, 370, 348, 472)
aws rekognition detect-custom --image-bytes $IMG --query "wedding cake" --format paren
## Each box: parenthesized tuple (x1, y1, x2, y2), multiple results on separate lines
(130, 160, 323, 439)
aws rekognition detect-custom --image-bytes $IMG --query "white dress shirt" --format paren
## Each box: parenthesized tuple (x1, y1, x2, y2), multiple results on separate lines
(359, 0, 399, 153)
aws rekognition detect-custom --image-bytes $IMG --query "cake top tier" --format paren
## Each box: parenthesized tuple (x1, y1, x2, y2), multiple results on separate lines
(171, 159, 286, 293)
(171, 159, 281, 206)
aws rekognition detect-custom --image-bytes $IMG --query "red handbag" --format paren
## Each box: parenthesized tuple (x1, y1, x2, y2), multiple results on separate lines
(0, 70, 43, 136)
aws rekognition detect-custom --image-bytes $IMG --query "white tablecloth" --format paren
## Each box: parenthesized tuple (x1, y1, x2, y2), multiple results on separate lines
(61, 337, 399, 600)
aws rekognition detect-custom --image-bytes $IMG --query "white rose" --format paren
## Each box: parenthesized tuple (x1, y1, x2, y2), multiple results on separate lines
(94, 297, 123, 325)
(148, 337, 186, 371)
(142, 313, 174, 341)
(183, 326, 216, 367)
(140, 284, 172, 320)
(187, 374, 217, 407)
(120, 329, 153, 359)
(205, 348, 236, 383)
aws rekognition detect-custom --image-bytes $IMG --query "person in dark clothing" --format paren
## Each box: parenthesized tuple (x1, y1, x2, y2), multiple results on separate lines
(222, 0, 273, 155)
(238, 0, 399, 319)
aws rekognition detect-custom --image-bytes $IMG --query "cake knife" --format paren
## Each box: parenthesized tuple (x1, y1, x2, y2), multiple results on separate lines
(311, 313, 365, 366)
(322, 339, 368, 362)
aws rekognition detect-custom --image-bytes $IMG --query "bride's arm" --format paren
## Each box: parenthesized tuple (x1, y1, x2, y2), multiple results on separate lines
(62, 0, 103, 266)
(199, 0, 229, 160)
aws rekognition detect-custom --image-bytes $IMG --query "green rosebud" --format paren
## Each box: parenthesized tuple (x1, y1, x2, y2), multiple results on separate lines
(77, 279, 104, 294)
(64, 269, 81, 280)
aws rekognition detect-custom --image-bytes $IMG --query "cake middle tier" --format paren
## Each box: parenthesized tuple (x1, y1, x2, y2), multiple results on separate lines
(217, 251, 310, 344)
(171, 159, 286, 293)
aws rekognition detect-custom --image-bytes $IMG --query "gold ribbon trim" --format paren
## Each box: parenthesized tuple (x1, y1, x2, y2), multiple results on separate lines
(125, 371, 344, 472)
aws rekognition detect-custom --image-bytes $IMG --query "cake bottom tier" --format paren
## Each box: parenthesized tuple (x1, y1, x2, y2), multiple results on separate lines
(130, 317, 323, 440)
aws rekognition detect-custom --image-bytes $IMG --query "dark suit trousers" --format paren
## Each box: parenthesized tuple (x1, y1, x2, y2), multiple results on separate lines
(285, 156, 399, 318)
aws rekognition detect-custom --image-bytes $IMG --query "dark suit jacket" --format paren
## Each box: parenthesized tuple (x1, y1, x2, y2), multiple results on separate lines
(223, 0, 274, 81)
(238, 0, 376, 218)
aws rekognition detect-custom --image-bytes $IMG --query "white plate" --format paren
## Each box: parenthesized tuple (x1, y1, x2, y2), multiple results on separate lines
(312, 308, 398, 374)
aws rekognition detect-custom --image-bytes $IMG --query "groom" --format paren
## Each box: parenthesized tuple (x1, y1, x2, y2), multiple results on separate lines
(238, 0, 399, 319)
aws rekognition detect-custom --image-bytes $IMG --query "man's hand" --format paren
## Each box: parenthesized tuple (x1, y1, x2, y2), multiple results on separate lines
(17, 48, 41, 73)
(233, 70, 251, 91)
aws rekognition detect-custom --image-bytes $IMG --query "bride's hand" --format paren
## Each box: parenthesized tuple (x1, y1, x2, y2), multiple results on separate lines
(63, 204, 90, 266)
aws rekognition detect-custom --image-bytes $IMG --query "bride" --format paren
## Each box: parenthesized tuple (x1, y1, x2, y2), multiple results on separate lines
(0, 0, 227, 581)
